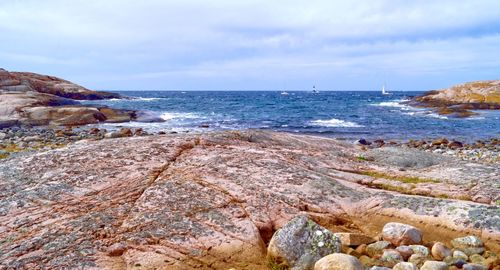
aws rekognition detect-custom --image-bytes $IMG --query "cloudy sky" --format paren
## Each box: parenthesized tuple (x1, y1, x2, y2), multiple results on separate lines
(1, 0, 500, 90)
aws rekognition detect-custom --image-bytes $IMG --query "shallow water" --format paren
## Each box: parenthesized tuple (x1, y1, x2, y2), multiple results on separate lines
(81, 91, 500, 141)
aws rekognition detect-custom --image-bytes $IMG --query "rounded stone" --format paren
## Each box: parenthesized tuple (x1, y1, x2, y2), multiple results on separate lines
(393, 262, 418, 270)
(431, 242, 452, 260)
(420, 260, 448, 270)
(453, 250, 468, 261)
(366, 241, 392, 257)
(451, 236, 485, 256)
(314, 253, 363, 270)
(409, 244, 430, 257)
(382, 222, 422, 246)
(463, 263, 487, 270)
(396, 245, 414, 260)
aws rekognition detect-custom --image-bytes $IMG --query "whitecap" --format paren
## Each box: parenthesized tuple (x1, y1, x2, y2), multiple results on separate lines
(131, 97, 165, 101)
(160, 112, 203, 121)
(373, 99, 410, 108)
(310, 118, 363, 128)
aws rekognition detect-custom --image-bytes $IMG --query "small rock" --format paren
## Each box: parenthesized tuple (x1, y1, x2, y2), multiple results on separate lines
(396, 245, 414, 260)
(107, 242, 127, 256)
(431, 138, 449, 146)
(356, 139, 371, 145)
(431, 242, 451, 260)
(451, 236, 485, 256)
(199, 124, 210, 128)
(267, 216, 341, 270)
(0, 132, 6, 140)
(334, 232, 375, 246)
(366, 241, 392, 257)
(469, 254, 485, 265)
(89, 128, 100, 135)
(370, 267, 391, 270)
(408, 253, 428, 268)
(314, 253, 363, 270)
(420, 260, 448, 270)
(393, 262, 418, 270)
(448, 140, 463, 149)
(382, 222, 422, 246)
(381, 249, 403, 266)
(409, 245, 429, 257)
(354, 244, 367, 255)
(453, 250, 468, 261)
(472, 195, 491, 204)
(463, 263, 487, 270)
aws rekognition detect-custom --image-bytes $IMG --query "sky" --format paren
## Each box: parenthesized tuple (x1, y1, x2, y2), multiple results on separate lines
(1, 0, 500, 91)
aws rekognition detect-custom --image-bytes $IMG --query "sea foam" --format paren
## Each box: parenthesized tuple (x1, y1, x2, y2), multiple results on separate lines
(310, 118, 363, 128)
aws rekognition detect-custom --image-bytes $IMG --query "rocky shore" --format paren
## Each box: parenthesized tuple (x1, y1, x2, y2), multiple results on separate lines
(409, 80, 500, 118)
(0, 68, 164, 128)
(0, 128, 498, 269)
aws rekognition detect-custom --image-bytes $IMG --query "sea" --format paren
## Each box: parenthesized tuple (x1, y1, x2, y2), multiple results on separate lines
(81, 91, 500, 142)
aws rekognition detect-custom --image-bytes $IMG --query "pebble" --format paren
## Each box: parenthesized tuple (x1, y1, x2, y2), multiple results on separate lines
(420, 260, 448, 270)
(314, 253, 363, 270)
(382, 222, 422, 246)
(431, 242, 452, 260)
(393, 262, 418, 270)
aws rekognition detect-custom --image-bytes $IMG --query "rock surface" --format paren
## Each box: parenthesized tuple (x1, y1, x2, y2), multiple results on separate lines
(411, 80, 500, 117)
(0, 68, 161, 127)
(0, 130, 498, 269)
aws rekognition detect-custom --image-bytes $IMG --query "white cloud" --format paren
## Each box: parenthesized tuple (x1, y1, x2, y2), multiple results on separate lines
(0, 0, 499, 89)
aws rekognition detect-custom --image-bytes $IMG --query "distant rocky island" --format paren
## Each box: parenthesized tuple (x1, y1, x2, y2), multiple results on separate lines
(410, 80, 500, 117)
(0, 68, 162, 128)
(0, 71, 498, 269)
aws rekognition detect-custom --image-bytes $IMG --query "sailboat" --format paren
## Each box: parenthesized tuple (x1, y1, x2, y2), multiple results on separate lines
(382, 84, 390, 95)
(311, 85, 319, 93)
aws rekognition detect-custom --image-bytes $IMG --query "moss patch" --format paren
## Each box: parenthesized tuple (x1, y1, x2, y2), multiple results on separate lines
(361, 171, 440, 184)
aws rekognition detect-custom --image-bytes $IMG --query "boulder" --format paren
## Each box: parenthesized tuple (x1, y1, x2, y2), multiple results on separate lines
(314, 253, 363, 270)
(267, 216, 341, 270)
(382, 222, 423, 246)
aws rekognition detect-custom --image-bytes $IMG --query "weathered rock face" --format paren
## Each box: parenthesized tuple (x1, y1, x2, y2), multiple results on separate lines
(410, 80, 500, 117)
(0, 68, 121, 100)
(0, 131, 498, 269)
(0, 68, 160, 127)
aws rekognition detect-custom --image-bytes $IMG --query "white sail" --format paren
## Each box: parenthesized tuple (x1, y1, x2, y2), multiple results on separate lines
(382, 84, 389, 95)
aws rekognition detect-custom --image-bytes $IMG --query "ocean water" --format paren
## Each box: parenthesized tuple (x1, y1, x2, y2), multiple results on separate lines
(82, 91, 500, 142)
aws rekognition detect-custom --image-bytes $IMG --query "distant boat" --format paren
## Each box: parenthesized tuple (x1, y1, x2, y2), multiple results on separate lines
(281, 91, 289, 95)
(311, 85, 319, 93)
(382, 84, 391, 95)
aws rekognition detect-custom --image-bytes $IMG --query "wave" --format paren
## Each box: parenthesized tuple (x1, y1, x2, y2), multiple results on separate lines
(373, 99, 411, 109)
(310, 118, 363, 128)
(160, 112, 203, 121)
(131, 97, 166, 101)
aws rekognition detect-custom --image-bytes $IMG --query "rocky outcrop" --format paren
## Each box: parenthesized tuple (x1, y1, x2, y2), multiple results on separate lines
(0, 68, 120, 100)
(410, 80, 500, 117)
(0, 68, 161, 127)
(0, 130, 498, 269)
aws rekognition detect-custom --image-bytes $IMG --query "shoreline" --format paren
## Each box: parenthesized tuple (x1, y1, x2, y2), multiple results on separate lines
(1, 125, 498, 164)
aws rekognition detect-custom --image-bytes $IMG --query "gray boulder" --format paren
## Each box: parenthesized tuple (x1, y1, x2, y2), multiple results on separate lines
(267, 216, 341, 270)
